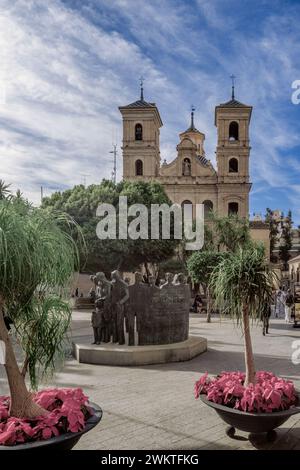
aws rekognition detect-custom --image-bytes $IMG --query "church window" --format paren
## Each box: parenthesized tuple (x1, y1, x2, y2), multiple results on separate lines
(181, 200, 193, 217)
(135, 159, 143, 176)
(228, 202, 239, 215)
(203, 200, 213, 219)
(229, 121, 239, 141)
(229, 157, 238, 173)
(135, 123, 143, 141)
(182, 158, 191, 176)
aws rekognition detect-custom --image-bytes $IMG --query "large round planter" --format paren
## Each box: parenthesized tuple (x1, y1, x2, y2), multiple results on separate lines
(0, 402, 102, 451)
(200, 394, 300, 437)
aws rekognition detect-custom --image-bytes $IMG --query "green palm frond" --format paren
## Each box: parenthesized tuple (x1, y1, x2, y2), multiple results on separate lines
(0, 199, 82, 388)
(210, 244, 276, 323)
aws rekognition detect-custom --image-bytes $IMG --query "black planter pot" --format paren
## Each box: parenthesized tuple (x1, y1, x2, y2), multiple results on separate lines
(200, 394, 300, 438)
(0, 402, 102, 451)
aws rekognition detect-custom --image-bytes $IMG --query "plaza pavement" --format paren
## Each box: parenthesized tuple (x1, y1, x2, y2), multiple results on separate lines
(1, 311, 300, 450)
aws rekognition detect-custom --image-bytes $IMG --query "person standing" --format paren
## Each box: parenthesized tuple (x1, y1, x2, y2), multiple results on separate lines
(261, 300, 271, 335)
(284, 289, 294, 323)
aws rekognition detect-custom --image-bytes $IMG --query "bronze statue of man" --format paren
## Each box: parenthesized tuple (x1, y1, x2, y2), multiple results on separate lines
(127, 272, 147, 346)
(91, 305, 102, 345)
(94, 272, 112, 343)
(111, 270, 129, 345)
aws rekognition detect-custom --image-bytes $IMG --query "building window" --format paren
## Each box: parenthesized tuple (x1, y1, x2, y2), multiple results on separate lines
(203, 200, 213, 219)
(182, 158, 191, 176)
(228, 202, 239, 215)
(181, 200, 193, 217)
(297, 268, 300, 282)
(229, 157, 238, 173)
(135, 159, 143, 176)
(135, 123, 143, 141)
(229, 121, 239, 141)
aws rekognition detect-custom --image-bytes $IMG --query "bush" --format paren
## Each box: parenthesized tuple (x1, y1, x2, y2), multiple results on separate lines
(0, 388, 93, 446)
(194, 371, 297, 413)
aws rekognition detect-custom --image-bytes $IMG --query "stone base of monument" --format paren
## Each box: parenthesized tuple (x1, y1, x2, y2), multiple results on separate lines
(72, 336, 207, 366)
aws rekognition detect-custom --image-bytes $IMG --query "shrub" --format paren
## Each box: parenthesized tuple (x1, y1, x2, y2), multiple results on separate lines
(0, 388, 93, 446)
(194, 371, 297, 413)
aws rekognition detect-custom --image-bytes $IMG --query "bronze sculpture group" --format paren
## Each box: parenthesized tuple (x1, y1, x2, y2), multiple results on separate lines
(90, 271, 190, 346)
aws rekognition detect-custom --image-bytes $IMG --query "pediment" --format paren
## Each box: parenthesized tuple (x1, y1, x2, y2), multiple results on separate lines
(177, 137, 196, 150)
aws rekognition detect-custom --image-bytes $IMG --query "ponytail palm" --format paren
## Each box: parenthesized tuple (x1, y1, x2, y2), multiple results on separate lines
(0, 200, 80, 418)
(210, 244, 275, 386)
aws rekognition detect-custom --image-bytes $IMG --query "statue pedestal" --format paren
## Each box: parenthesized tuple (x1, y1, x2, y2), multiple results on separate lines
(72, 336, 207, 366)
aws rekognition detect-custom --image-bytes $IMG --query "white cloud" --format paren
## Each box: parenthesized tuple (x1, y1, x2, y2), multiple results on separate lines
(0, 0, 299, 223)
(0, 0, 170, 202)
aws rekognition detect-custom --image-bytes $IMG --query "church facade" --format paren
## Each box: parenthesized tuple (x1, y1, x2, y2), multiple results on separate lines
(119, 87, 252, 221)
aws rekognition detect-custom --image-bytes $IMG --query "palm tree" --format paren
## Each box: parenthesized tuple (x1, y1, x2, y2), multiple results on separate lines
(0, 180, 11, 200)
(210, 243, 275, 386)
(187, 215, 251, 323)
(0, 199, 80, 418)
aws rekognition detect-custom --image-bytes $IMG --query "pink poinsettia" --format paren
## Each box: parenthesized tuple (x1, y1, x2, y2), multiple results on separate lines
(194, 371, 297, 413)
(0, 388, 93, 446)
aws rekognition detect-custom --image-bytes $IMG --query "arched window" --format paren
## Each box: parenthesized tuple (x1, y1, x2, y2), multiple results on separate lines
(135, 123, 143, 141)
(182, 158, 191, 176)
(229, 157, 238, 173)
(135, 159, 143, 176)
(181, 200, 193, 218)
(229, 121, 239, 141)
(203, 200, 213, 219)
(228, 202, 239, 215)
(181, 200, 193, 207)
(297, 267, 300, 282)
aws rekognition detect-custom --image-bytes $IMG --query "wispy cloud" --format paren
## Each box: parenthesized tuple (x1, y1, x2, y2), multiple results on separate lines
(0, 0, 299, 223)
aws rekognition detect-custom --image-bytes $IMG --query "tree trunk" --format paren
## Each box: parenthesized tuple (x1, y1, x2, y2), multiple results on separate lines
(242, 305, 256, 386)
(0, 299, 46, 418)
(206, 287, 211, 323)
(21, 355, 29, 378)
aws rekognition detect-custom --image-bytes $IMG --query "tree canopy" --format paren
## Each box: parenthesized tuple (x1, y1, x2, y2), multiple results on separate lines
(187, 214, 252, 286)
(42, 180, 179, 274)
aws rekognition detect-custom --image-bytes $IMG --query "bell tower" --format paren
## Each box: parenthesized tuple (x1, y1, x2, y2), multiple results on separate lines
(119, 80, 163, 180)
(215, 78, 252, 218)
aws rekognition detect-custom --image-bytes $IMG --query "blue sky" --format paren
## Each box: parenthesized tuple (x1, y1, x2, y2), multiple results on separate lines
(1, 0, 300, 223)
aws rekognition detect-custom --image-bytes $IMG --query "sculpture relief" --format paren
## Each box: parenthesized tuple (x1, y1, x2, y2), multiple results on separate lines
(90, 270, 190, 346)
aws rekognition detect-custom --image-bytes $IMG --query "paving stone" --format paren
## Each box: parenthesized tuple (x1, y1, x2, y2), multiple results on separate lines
(1, 312, 300, 450)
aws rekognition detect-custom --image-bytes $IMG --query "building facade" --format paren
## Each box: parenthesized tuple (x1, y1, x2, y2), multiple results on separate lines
(289, 255, 300, 283)
(119, 87, 252, 220)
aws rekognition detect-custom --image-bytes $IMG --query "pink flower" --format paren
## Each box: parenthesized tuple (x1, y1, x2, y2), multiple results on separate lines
(194, 371, 297, 413)
(194, 372, 209, 398)
(0, 388, 93, 446)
